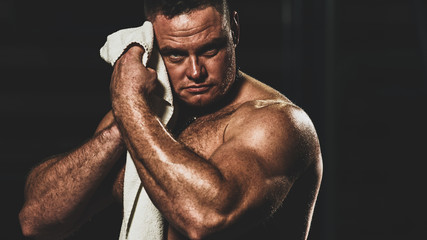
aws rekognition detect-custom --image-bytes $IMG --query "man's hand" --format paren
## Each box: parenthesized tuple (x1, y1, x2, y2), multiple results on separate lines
(110, 45, 158, 102)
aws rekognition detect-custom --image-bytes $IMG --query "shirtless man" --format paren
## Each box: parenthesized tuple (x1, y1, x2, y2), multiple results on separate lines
(19, 0, 323, 239)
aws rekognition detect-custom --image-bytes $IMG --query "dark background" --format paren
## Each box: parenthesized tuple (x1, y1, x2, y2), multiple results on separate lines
(2, 0, 426, 239)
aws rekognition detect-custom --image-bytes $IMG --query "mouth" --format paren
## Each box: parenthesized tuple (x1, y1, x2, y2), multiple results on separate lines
(184, 84, 213, 94)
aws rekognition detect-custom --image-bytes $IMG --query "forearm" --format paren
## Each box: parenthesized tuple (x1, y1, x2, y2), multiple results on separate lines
(110, 45, 241, 237)
(19, 123, 124, 238)
(113, 98, 236, 236)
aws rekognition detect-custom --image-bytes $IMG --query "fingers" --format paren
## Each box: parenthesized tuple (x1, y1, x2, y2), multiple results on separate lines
(110, 44, 158, 98)
(125, 44, 145, 62)
(113, 45, 145, 73)
(146, 67, 157, 76)
(114, 44, 145, 68)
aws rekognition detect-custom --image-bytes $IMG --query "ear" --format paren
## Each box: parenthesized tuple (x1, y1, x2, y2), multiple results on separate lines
(231, 11, 240, 46)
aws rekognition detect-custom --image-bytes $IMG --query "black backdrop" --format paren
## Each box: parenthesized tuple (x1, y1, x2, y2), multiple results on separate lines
(2, 0, 426, 239)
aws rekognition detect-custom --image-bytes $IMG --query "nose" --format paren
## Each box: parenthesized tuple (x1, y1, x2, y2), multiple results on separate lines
(186, 56, 206, 83)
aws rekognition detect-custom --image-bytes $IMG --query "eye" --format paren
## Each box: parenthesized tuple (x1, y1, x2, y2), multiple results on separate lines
(203, 48, 219, 57)
(168, 53, 185, 63)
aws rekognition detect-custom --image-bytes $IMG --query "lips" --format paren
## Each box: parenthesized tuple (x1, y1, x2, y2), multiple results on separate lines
(184, 84, 212, 94)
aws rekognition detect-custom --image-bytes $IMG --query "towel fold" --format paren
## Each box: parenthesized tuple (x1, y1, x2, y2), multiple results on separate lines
(100, 21, 174, 240)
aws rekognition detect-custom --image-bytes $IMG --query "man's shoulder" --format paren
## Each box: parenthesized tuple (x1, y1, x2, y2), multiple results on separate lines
(226, 98, 321, 167)
(230, 98, 307, 130)
(232, 74, 315, 135)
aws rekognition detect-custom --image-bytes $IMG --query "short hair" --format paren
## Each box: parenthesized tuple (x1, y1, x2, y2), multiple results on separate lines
(144, 0, 233, 21)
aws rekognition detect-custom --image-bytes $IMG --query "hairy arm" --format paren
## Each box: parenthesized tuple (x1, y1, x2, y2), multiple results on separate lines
(111, 47, 321, 239)
(19, 111, 125, 239)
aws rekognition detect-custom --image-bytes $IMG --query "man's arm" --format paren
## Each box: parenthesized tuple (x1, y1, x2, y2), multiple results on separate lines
(19, 111, 125, 240)
(111, 47, 322, 239)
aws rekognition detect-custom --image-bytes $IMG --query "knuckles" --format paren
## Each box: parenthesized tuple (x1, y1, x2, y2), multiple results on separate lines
(110, 45, 160, 97)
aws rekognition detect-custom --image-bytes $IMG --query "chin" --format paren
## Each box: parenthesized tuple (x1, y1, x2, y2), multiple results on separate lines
(180, 94, 219, 109)
(185, 99, 213, 108)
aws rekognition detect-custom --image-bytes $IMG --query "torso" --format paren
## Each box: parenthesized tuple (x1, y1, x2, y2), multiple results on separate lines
(167, 103, 242, 240)
(164, 76, 322, 239)
(176, 104, 238, 159)
(116, 74, 322, 239)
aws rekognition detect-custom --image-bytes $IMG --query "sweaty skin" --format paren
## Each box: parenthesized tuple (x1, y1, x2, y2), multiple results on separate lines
(19, 6, 322, 240)
(111, 7, 322, 240)
(19, 112, 125, 239)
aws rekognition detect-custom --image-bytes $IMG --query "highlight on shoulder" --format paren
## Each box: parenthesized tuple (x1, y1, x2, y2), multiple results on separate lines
(224, 97, 321, 168)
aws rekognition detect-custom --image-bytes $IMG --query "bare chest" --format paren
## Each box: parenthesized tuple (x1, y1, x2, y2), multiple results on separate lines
(176, 110, 234, 159)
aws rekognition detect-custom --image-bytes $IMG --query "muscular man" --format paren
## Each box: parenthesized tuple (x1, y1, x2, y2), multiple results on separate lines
(19, 0, 323, 239)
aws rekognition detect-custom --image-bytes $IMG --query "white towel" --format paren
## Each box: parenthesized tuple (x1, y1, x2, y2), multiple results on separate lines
(100, 21, 174, 240)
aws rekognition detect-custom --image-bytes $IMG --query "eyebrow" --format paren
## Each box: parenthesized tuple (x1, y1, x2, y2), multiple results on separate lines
(159, 36, 228, 55)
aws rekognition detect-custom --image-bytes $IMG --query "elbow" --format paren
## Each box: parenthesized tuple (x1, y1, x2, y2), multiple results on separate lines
(185, 222, 223, 240)
(187, 190, 242, 239)
(187, 224, 217, 240)
(179, 182, 242, 239)
(182, 210, 230, 240)
(187, 231, 208, 240)
(20, 224, 39, 239)
(19, 207, 40, 239)
(19, 206, 64, 240)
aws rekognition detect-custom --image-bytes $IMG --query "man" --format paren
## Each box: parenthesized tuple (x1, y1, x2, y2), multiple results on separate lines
(19, 0, 323, 239)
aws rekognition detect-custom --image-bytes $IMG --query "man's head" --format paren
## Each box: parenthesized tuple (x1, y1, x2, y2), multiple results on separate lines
(144, 0, 232, 22)
(145, 0, 240, 108)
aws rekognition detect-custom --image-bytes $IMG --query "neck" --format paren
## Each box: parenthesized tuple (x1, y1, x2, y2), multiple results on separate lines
(176, 71, 244, 119)
(171, 72, 245, 136)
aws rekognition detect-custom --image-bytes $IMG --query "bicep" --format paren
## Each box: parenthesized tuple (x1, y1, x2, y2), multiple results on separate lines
(211, 142, 294, 219)
(209, 106, 317, 221)
(209, 128, 296, 222)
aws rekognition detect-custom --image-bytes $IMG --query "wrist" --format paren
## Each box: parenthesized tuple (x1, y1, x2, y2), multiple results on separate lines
(98, 122, 125, 149)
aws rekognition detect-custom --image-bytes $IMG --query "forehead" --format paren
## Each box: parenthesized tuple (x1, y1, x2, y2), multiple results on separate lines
(152, 7, 227, 47)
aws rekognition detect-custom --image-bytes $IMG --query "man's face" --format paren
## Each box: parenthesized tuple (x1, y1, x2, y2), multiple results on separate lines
(153, 7, 237, 107)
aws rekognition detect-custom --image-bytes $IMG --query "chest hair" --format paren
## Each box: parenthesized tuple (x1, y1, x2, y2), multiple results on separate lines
(177, 109, 236, 159)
